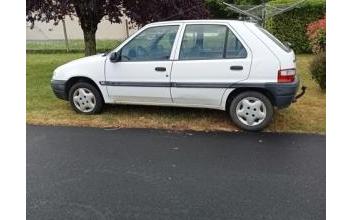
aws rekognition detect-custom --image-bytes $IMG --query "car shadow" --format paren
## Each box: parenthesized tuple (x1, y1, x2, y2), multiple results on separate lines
(103, 103, 231, 121)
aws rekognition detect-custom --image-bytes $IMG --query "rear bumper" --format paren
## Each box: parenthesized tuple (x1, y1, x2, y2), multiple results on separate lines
(51, 80, 68, 100)
(265, 78, 300, 108)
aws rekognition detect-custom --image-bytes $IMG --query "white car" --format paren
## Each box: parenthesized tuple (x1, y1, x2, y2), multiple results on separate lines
(51, 20, 300, 131)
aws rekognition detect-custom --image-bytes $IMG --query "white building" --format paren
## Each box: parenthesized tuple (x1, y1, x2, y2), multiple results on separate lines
(26, 16, 137, 41)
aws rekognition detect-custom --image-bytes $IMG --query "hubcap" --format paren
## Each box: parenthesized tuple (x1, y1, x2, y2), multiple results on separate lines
(235, 97, 267, 126)
(72, 88, 96, 113)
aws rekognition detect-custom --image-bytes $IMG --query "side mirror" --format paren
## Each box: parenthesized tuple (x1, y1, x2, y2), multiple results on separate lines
(109, 51, 121, 63)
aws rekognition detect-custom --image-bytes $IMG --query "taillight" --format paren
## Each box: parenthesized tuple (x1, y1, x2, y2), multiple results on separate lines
(278, 69, 296, 83)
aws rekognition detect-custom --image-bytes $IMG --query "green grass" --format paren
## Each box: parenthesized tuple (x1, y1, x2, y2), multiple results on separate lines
(26, 40, 121, 53)
(26, 53, 325, 133)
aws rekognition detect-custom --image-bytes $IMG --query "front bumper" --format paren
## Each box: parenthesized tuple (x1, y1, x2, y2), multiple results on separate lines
(51, 80, 68, 100)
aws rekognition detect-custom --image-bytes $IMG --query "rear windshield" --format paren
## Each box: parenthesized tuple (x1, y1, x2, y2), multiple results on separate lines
(255, 24, 291, 52)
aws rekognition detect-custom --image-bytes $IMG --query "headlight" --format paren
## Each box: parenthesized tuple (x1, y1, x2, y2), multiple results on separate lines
(52, 68, 60, 79)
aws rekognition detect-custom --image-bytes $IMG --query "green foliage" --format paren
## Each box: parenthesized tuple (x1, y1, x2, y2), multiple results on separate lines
(308, 29, 326, 54)
(205, 0, 264, 19)
(310, 52, 326, 90)
(205, 0, 237, 19)
(236, 0, 263, 4)
(306, 17, 326, 54)
(266, 0, 326, 53)
(269, 0, 324, 4)
(205, 0, 325, 53)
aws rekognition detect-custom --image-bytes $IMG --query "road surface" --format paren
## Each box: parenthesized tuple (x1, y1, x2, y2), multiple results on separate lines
(27, 125, 325, 220)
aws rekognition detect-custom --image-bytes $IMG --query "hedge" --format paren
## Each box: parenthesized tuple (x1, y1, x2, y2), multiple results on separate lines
(205, 0, 265, 20)
(205, 0, 239, 19)
(266, 0, 326, 53)
(310, 52, 326, 90)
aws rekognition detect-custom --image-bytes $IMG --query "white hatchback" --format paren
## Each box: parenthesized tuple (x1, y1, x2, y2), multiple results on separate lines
(51, 20, 300, 131)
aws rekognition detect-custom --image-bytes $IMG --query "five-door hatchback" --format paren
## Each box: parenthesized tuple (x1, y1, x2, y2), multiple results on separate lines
(51, 20, 300, 131)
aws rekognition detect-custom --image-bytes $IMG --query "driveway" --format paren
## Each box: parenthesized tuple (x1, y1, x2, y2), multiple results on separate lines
(27, 125, 325, 220)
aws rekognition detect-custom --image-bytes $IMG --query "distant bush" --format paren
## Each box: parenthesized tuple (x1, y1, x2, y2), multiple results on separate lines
(266, 0, 326, 53)
(205, 0, 238, 19)
(306, 16, 326, 90)
(307, 17, 326, 54)
(205, 0, 265, 19)
(310, 52, 326, 90)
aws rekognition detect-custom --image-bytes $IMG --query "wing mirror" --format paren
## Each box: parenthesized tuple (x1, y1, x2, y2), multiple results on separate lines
(109, 51, 121, 63)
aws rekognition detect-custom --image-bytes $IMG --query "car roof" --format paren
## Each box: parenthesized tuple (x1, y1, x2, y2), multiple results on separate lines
(146, 19, 253, 26)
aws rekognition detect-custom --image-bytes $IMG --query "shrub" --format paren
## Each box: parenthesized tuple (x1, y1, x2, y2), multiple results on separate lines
(307, 17, 326, 90)
(266, 0, 326, 53)
(307, 17, 326, 54)
(205, 0, 269, 19)
(205, 0, 238, 19)
(310, 52, 326, 90)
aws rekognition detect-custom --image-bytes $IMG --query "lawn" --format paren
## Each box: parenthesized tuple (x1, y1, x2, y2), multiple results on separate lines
(26, 53, 326, 133)
(27, 40, 121, 53)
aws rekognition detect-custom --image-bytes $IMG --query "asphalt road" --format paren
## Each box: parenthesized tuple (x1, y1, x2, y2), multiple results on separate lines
(27, 125, 325, 220)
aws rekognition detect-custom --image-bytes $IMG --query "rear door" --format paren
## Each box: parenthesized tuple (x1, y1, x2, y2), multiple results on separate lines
(170, 23, 252, 107)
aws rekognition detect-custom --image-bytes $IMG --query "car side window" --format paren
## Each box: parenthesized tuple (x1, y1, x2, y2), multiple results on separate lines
(180, 25, 226, 60)
(179, 24, 247, 60)
(120, 25, 179, 61)
(226, 30, 247, 58)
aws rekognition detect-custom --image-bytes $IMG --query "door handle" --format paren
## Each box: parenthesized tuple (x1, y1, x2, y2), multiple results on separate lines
(230, 66, 243, 71)
(155, 67, 166, 72)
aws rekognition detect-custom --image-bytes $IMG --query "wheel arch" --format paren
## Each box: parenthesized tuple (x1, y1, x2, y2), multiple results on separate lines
(225, 87, 275, 112)
(65, 76, 105, 103)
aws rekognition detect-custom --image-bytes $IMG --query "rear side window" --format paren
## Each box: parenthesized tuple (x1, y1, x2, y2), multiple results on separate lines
(256, 25, 291, 52)
(226, 30, 248, 58)
(179, 24, 247, 60)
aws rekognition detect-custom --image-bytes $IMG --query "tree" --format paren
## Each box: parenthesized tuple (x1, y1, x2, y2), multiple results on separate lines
(27, 0, 123, 56)
(123, 0, 209, 27)
(27, 0, 209, 56)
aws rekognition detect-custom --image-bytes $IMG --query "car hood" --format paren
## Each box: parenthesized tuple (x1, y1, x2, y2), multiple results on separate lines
(53, 54, 107, 80)
(57, 54, 105, 71)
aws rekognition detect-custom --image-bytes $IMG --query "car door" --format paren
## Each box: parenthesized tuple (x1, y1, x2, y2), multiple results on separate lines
(104, 25, 180, 104)
(170, 23, 252, 107)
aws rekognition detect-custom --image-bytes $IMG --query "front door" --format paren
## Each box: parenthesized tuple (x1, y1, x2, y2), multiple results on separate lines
(105, 25, 180, 104)
(171, 24, 251, 107)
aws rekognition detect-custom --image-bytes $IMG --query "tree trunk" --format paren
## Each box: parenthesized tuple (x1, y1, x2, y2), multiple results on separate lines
(73, 0, 102, 56)
(83, 29, 97, 56)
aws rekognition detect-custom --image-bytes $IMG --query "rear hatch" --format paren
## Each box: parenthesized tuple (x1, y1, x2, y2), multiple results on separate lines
(245, 23, 296, 70)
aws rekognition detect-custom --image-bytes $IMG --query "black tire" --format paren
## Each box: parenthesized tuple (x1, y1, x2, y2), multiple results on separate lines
(68, 82, 104, 114)
(229, 91, 273, 131)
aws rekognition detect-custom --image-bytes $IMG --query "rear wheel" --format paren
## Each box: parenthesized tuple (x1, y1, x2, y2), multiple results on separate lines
(229, 91, 273, 131)
(69, 82, 103, 114)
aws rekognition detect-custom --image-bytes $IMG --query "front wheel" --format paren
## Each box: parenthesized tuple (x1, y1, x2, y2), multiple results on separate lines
(69, 82, 103, 114)
(229, 91, 273, 131)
